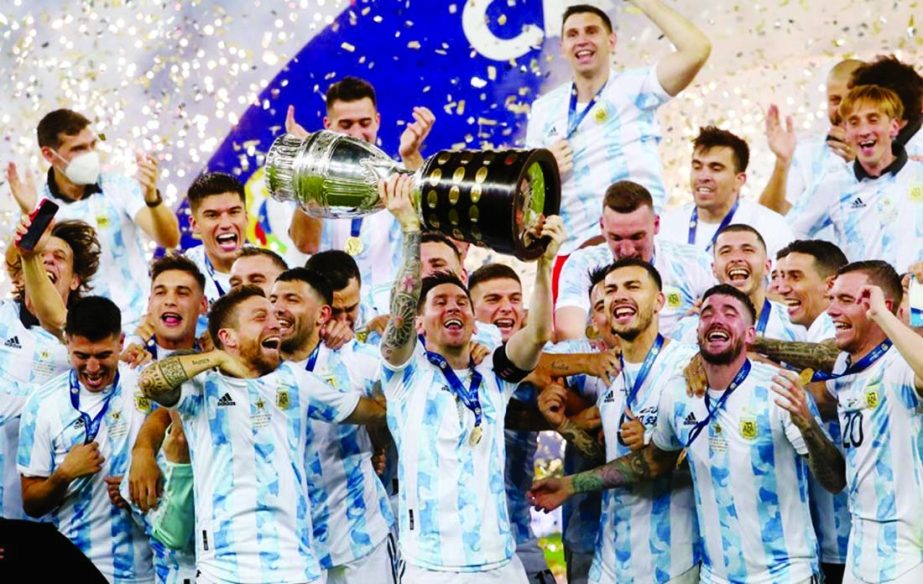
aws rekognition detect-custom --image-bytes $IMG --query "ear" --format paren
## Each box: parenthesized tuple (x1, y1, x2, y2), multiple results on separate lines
(824, 275, 836, 290)
(414, 315, 425, 334)
(40, 147, 56, 166)
(608, 31, 616, 52)
(374, 112, 382, 127)
(317, 304, 333, 328)
(711, 261, 719, 280)
(736, 171, 747, 190)
(653, 290, 666, 314)
(198, 295, 208, 316)
(652, 214, 661, 236)
(189, 215, 200, 237)
(763, 257, 772, 277)
(745, 325, 757, 345)
(118, 332, 125, 352)
(218, 328, 238, 351)
(322, 116, 332, 130)
(69, 274, 81, 293)
(889, 118, 901, 139)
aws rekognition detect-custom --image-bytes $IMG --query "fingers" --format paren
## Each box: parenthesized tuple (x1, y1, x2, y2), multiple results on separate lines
(285, 105, 297, 132)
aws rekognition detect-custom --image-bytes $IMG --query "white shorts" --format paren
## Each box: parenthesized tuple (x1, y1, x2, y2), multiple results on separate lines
(327, 534, 399, 584)
(399, 554, 529, 584)
(844, 560, 923, 584)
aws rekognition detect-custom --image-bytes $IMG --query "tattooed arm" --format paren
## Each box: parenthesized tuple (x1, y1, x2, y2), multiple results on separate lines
(379, 174, 422, 367)
(529, 444, 679, 511)
(537, 384, 605, 464)
(750, 336, 840, 372)
(139, 350, 243, 407)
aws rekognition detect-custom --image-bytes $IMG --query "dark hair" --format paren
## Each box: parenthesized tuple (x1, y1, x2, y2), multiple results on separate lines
(851, 55, 923, 125)
(326, 76, 378, 110)
(418, 271, 469, 312)
(693, 126, 750, 173)
(562, 4, 613, 34)
(37, 109, 91, 149)
(304, 249, 361, 289)
(604, 258, 663, 290)
(53, 220, 102, 304)
(187, 172, 246, 212)
(714, 223, 767, 254)
(776, 240, 848, 279)
(603, 180, 654, 213)
(836, 260, 903, 314)
(150, 254, 206, 292)
(702, 283, 757, 324)
(208, 284, 265, 350)
(275, 267, 333, 305)
(421, 231, 462, 262)
(468, 263, 521, 295)
(587, 265, 609, 300)
(65, 296, 121, 341)
(236, 247, 288, 273)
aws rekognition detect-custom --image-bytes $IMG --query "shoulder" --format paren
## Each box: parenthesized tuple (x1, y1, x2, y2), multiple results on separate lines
(747, 361, 780, 389)
(533, 82, 570, 108)
(565, 243, 610, 266)
(740, 199, 786, 223)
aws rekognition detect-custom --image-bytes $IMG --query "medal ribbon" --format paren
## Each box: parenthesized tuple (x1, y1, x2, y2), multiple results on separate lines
(419, 335, 483, 429)
(684, 359, 751, 448)
(304, 342, 321, 372)
(687, 199, 740, 252)
(350, 218, 363, 239)
(620, 334, 664, 413)
(755, 298, 771, 336)
(809, 340, 892, 382)
(566, 81, 607, 138)
(69, 369, 120, 444)
(203, 254, 226, 297)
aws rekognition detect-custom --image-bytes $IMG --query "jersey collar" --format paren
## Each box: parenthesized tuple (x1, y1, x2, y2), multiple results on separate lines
(46, 167, 102, 202)
(853, 142, 908, 181)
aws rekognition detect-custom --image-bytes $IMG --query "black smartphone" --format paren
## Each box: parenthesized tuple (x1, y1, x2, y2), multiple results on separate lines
(17, 199, 59, 252)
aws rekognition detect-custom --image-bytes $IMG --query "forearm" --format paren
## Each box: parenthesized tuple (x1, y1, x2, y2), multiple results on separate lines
(556, 418, 605, 465)
(21, 472, 71, 518)
(535, 352, 593, 378)
(343, 396, 387, 425)
(507, 257, 554, 370)
(289, 211, 323, 255)
(800, 420, 846, 493)
(139, 350, 220, 406)
(133, 408, 170, 455)
(22, 255, 67, 333)
(381, 230, 422, 366)
(750, 337, 839, 372)
(571, 444, 677, 494)
(144, 205, 181, 249)
(402, 152, 424, 171)
(758, 158, 793, 214)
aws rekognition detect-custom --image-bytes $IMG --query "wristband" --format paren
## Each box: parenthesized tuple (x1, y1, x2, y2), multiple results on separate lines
(145, 190, 163, 207)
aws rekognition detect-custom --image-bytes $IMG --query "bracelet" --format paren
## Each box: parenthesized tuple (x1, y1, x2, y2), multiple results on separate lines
(145, 190, 163, 208)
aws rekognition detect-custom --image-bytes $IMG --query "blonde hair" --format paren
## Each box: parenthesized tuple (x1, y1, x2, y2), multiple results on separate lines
(839, 84, 904, 122)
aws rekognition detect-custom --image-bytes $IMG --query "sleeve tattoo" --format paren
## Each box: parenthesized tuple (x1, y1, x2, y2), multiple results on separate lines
(557, 418, 605, 465)
(800, 421, 847, 493)
(751, 337, 840, 372)
(382, 231, 422, 360)
(571, 445, 677, 494)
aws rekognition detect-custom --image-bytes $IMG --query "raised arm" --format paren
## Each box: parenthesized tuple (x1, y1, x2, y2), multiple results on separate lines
(505, 216, 563, 370)
(133, 153, 181, 249)
(631, 0, 711, 97)
(379, 174, 422, 367)
(15, 216, 68, 336)
(758, 105, 796, 214)
(139, 349, 245, 407)
(864, 285, 923, 391)
(529, 443, 678, 511)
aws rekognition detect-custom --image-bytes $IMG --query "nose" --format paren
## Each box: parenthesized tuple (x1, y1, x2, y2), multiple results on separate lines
(85, 358, 101, 373)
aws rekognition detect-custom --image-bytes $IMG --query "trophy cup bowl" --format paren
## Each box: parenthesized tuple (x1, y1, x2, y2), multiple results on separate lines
(265, 130, 561, 261)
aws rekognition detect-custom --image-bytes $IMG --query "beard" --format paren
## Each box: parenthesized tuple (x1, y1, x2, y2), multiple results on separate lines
(610, 310, 653, 343)
(280, 325, 311, 355)
(698, 334, 746, 365)
(239, 338, 280, 376)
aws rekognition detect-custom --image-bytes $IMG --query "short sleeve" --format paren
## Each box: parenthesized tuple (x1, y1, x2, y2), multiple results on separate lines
(381, 345, 420, 401)
(651, 386, 682, 452)
(636, 65, 672, 111)
(555, 251, 593, 312)
(789, 180, 836, 239)
(667, 316, 699, 344)
(175, 378, 204, 418)
(17, 391, 52, 477)
(300, 369, 362, 423)
(892, 358, 921, 411)
(779, 404, 810, 456)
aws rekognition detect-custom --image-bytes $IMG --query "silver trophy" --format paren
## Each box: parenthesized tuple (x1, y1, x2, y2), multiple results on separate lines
(265, 130, 561, 261)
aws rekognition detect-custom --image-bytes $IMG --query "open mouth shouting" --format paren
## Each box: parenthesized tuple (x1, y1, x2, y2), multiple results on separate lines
(160, 311, 184, 328)
(215, 232, 240, 253)
(260, 335, 281, 351)
(443, 317, 464, 332)
(493, 317, 517, 335)
(702, 325, 732, 351)
(610, 302, 638, 326)
(726, 265, 751, 287)
(855, 137, 877, 158)
(81, 368, 110, 391)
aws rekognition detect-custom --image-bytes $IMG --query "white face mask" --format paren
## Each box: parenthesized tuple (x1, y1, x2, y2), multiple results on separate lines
(53, 150, 101, 185)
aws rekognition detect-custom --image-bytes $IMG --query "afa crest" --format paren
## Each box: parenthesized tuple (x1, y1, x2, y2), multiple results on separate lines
(277, 390, 290, 409)
(663, 287, 683, 309)
(865, 389, 879, 409)
(594, 106, 608, 124)
(740, 418, 758, 440)
(910, 184, 923, 202)
(135, 394, 152, 413)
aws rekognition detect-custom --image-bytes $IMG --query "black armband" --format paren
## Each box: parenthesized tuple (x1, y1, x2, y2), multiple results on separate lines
(492, 345, 531, 383)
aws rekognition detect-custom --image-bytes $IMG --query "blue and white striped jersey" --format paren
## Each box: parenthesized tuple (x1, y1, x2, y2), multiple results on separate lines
(789, 157, 923, 272)
(669, 300, 806, 344)
(382, 345, 520, 572)
(175, 361, 360, 584)
(652, 361, 819, 583)
(299, 340, 395, 569)
(826, 348, 923, 582)
(183, 245, 232, 337)
(590, 341, 699, 584)
(0, 300, 70, 519)
(556, 241, 715, 337)
(525, 67, 671, 254)
(42, 173, 151, 330)
(17, 364, 154, 583)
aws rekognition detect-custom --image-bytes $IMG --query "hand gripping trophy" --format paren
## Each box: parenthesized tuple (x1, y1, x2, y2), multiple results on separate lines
(264, 131, 561, 261)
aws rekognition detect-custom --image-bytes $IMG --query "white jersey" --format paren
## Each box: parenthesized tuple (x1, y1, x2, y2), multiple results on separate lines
(825, 347, 923, 582)
(669, 299, 806, 345)
(175, 361, 360, 584)
(556, 241, 715, 337)
(321, 212, 403, 320)
(652, 361, 819, 583)
(590, 341, 699, 584)
(658, 199, 795, 260)
(183, 244, 232, 336)
(42, 173, 151, 329)
(789, 154, 923, 272)
(299, 340, 395, 569)
(382, 344, 520, 571)
(525, 66, 671, 254)
(0, 300, 70, 519)
(17, 364, 154, 583)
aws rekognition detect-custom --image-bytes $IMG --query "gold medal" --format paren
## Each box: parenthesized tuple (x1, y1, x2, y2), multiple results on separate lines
(345, 236, 364, 256)
(799, 368, 815, 386)
(470, 425, 483, 446)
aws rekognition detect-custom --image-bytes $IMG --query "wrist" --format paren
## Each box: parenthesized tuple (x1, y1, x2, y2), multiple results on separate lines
(51, 466, 73, 485)
(401, 222, 422, 234)
(144, 189, 163, 207)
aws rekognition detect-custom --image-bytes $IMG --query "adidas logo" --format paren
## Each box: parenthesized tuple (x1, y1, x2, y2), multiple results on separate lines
(682, 412, 698, 426)
(4, 336, 21, 349)
(602, 390, 615, 403)
(216, 393, 236, 407)
(850, 197, 867, 209)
